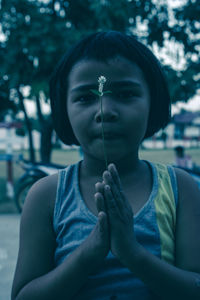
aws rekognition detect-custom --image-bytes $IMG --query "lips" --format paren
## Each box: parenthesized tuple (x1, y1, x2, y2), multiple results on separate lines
(93, 129, 122, 140)
(103, 132, 121, 139)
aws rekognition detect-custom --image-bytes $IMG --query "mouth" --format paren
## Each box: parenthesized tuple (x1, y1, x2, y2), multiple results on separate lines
(103, 132, 121, 139)
(94, 131, 122, 140)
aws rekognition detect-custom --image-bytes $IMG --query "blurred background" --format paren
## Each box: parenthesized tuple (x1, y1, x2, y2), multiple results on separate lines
(0, 1, 200, 298)
(0, 0, 200, 210)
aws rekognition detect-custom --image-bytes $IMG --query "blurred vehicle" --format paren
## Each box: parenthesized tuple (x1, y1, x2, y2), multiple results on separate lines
(15, 158, 66, 212)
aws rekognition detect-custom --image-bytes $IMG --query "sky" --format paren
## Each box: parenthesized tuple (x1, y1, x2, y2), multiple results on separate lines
(172, 93, 200, 115)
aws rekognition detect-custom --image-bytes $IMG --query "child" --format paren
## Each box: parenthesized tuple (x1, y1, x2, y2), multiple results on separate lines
(174, 145, 193, 169)
(12, 31, 200, 300)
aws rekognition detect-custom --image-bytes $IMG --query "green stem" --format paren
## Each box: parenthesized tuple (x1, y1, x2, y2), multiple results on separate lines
(100, 95, 108, 169)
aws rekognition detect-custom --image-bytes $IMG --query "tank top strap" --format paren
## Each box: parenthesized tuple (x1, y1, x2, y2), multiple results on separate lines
(153, 162, 178, 265)
(53, 162, 80, 235)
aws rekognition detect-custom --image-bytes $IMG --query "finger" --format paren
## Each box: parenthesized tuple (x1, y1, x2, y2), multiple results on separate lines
(95, 182, 106, 212)
(95, 182, 104, 194)
(108, 164, 132, 211)
(104, 184, 119, 216)
(108, 163, 123, 191)
(98, 211, 108, 234)
(94, 192, 106, 213)
(103, 170, 124, 211)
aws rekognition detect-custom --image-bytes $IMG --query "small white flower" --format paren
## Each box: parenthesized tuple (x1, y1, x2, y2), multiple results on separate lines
(98, 76, 106, 84)
(98, 76, 106, 96)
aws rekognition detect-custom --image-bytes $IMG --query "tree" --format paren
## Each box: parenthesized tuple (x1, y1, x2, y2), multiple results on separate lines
(153, 0, 200, 103)
(171, 0, 200, 102)
(0, 78, 17, 120)
(1, 0, 40, 162)
(1, 0, 86, 162)
(1, 0, 199, 163)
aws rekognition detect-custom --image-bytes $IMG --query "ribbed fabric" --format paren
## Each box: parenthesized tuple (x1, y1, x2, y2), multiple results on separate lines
(53, 160, 177, 300)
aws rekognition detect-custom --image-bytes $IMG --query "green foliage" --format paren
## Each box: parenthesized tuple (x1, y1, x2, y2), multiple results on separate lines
(166, 0, 200, 102)
(0, 78, 17, 119)
(90, 89, 101, 97)
(1, 0, 199, 113)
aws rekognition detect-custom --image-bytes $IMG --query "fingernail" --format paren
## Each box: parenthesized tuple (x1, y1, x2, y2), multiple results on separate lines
(104, 171, 111, 178)
(109, 163, 115, 171)
(95, 182, 102, 189)
(105, 185, 110, 191)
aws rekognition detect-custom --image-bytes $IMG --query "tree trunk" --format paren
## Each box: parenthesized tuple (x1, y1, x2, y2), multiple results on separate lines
(40, 116, 53, 163)
(35, 95, 53, 163)
(17, 88, 35, 163)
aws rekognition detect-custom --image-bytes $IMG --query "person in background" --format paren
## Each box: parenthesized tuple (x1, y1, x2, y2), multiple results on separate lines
(174, 146, 193, 169)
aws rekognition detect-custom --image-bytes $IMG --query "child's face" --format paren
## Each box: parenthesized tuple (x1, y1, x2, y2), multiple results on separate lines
(67, 56, 150, 162)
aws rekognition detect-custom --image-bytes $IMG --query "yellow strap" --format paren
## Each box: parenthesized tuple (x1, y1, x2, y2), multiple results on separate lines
(154, 163, 176, 265)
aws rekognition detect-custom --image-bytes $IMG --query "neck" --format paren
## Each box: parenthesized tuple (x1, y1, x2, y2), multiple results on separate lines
(80, 150, 142, 179)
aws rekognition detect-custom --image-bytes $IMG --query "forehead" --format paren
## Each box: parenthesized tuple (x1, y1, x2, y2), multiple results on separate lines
(67, 57, 149, 90)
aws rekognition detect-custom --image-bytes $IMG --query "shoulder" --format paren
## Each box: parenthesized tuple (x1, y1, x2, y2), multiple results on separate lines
(173, 167, 200, 272)
(22, 172, 59, 220)
(173, 167, 200, 208)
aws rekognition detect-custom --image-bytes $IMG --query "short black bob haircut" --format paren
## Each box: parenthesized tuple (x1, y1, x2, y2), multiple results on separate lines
(50, 31, 171, 146)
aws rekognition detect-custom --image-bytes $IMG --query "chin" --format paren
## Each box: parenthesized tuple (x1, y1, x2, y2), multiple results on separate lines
(102, 151, 127, 165)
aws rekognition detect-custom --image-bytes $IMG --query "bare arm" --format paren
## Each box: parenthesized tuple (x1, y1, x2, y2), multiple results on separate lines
(100, 164, 200, 299)
(128, 168, 200, 299)
(12, 174, 109, 300)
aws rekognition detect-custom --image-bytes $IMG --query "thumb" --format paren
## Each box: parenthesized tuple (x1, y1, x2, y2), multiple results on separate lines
(98, 211, 108, 234)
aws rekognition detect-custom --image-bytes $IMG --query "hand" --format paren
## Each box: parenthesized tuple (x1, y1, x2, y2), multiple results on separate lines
(81, 190, 109, 267)
(95, 163, 140, 266)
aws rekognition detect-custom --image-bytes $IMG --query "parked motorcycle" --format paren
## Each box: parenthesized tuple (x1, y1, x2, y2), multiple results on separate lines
(15, 158, 66, 212)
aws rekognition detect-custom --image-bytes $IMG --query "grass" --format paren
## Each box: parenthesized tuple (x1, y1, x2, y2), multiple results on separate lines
(0, 147, 200, 210)
(140, 147, 200, 165)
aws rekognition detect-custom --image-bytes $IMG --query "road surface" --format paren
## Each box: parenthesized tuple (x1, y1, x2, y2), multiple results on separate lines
(0, 214, 20, 300)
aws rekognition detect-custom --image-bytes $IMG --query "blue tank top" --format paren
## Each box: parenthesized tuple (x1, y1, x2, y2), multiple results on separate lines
(53, 160, 178, 300)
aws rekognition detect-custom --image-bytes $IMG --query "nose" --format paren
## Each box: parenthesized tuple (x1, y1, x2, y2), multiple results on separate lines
(94, 96, 119, 123)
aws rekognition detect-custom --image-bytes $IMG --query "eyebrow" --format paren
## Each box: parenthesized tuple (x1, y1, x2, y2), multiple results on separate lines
(70, 80, 141, 93)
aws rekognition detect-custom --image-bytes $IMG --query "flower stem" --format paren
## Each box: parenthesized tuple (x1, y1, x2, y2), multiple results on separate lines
(100, 96, 108, 169)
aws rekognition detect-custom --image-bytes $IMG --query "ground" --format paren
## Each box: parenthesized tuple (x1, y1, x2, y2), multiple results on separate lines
(0, 214, 20, 300)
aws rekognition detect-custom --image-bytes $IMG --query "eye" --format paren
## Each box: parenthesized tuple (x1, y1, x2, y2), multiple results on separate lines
(76, 93, 97, 103)
(116, 90, 139, 99)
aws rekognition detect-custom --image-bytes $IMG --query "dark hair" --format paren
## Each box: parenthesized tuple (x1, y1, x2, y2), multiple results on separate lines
(175, 146, 184, 153)
(50, 31, 171, 145)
